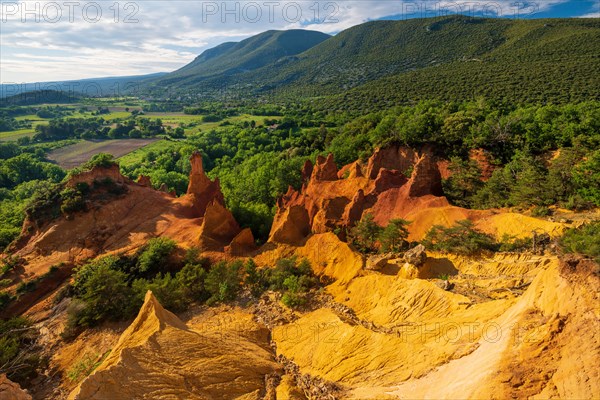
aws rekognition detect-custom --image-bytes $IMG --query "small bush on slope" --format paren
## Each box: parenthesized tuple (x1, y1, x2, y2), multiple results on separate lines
(379, 219, 411, 253)
(559, 221, 600, 263)
(204, 261, 243, 305)
(348, 213, 382, 253)
(135, 237, 177, 275)
(0, 317, 43, 384)
(423, 219, 498, 256)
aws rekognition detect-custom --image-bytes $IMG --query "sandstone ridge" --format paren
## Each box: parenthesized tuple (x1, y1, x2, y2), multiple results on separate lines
(69, 291, 279, 399)
(269, 145, 565, 245)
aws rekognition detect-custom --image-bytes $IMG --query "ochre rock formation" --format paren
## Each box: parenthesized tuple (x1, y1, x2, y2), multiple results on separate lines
(186, 151, 225, 216)
(267, 239, 600, 399)
(269, 204, 311, 244)
(198, 200, 241, 251)
(268, 146, 564, 245)
(69, 291, 279, 399)
(8, 150, 245, 289)
(0, 374, 31, 400)
(268, 146, 450, 245)
(66, 164, 128, 188)
(312, 154, 338, 181)
(225, 228, 256, 255)
(136, 175, 152, 187)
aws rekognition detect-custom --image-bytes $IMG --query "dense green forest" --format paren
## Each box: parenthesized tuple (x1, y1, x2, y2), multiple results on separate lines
(2, 99, 597, 251)
(146, 16, 600, 106)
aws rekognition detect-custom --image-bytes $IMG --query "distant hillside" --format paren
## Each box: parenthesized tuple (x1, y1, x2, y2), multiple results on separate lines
(0, 72, 167, 99)
(145, 16, 600, 107)
(314, 17, 600, 111)
(0, 90, 81, 106)
(148, 30, 331, 89)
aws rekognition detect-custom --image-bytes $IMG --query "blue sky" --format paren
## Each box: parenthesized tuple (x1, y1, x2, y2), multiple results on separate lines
(0, 0, 598, 83)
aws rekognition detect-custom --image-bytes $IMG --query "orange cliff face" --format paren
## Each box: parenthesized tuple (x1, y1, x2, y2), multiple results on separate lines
(184, 151, 225, 216)
(268, 145, 567, 245)
(268, 145, 451, 245)
(6, 152, 252, 299)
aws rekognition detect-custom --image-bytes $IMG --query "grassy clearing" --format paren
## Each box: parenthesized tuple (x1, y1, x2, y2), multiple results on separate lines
(117, 139, 176, 166)
(48, 138, 159, 169)
(0, 128, 36, 141)
(98, 111, 132, 120)
(142, 113, 280, 135)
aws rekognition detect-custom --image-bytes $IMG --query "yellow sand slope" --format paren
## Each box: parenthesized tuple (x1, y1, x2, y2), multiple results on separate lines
(271, 234, 599, 399)
(69, 292, 280, 400)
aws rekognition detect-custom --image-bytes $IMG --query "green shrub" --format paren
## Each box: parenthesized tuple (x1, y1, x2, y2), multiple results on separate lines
(348, 213, 383, 253)
(202, 114, 223, 123)
(268, 257, 313, 291)
(266, 257, 317, 309)
(75, 182, 90, 195)
(0, 278, 12, 288)
(24, 183, 62, 224)
(62, 300, 87, 340)
(498, 234, 533, 253)
(559, 221, 600, 262)
(133, 273, 189, 312)
(175, 263, 208, 302)
(69, 263, 135, 328)
(573, 150, 600, 206)
(67, 351, 110, 383)
(60, 187, 86, 214)
(531, 206, 552, 217)
(422, 220, 498, 256)
(135, 237, 177, 275)
(72, 256, 124, 295)
(204, 261, 242, 305)
(1, 255, 24, 276)
(82, 153, 117, 170)
(281, 291, 307, 308)
(379, 219, 411, 253)
(280, 275, 313, 308)
(0, 317, 40, 383)
(442, 157, 483, 208)
(0, 227, 20, 252)
(243, 259, 269, 297)
(93, 177, 127, 196)
(0, 291, 14, 309)
(563, 194, 594, 212)
(16, 280, 37, 295)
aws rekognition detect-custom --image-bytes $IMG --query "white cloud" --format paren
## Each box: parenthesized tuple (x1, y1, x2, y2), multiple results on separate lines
(0, 0, 577, 83)
(578, 12, 600, 18)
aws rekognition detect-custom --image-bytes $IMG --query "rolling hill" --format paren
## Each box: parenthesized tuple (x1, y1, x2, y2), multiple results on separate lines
(0, 73, 167, 100)
(146, 16, 600, 106)
(147, 29, 331, 89)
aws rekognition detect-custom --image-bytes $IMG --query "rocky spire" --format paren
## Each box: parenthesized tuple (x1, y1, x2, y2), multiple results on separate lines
(185, 151, 225, 215)
(311, 154, 338, 181)
(187, 151, 212, 195)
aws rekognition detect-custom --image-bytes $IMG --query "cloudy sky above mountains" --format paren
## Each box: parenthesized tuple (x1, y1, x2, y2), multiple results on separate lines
(1, 0, 599, 82)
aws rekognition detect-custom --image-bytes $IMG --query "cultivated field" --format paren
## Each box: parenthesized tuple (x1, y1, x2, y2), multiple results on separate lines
(48, 138, 159, 169)
(144, 113, 279, 134)
(0, 128, 36, 141)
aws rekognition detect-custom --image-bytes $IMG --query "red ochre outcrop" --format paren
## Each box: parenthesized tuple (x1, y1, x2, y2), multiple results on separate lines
(136, 175, 152, 187)
(10, 151, 250, 287)
(268, 146, 565, 246)
(66, 163, 128, 188)
(0, 374, 31, 400)
(268, 145, 450, 245)
(186, 151, 225, 216)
